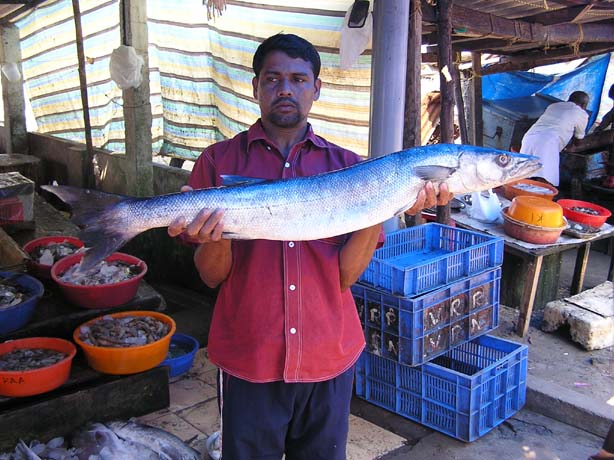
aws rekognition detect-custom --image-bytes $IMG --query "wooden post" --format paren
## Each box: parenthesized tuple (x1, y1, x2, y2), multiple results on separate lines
(453, 51, 468, 144)
(404, 0, 424, 227)
(72, 0, 95, 189)
(0, 25, 27, 155)
(120, 0, 153, 197)
(471, 52, 483, 146)
(403, 0, 422, 150)
(436, 0, 453, 224)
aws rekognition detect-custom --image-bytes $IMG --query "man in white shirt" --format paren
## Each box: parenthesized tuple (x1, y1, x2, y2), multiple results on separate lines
(520, 91, 589, 186)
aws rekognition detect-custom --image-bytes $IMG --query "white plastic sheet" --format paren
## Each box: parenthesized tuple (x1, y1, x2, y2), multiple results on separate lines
(109, 45, 144, 90)
(339, 4, 372, 70)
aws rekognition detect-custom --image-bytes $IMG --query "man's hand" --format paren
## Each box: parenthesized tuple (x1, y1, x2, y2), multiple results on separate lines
(167, 185, 226, 243)
(405, 182, 454, 216)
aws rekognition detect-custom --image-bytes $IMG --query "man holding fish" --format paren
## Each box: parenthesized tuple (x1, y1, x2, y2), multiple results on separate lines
(41, 32, 539, 460)
(168, 34, 451, 460)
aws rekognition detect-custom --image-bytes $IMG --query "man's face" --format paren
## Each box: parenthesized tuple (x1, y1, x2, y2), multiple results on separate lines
(252, 50, 321, 129)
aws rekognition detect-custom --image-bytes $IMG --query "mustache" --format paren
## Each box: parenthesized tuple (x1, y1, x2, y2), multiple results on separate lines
(273, 97, 297, 107)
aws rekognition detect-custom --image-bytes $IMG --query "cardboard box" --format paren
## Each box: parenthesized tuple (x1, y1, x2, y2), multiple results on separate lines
(0, 172, 34, 226)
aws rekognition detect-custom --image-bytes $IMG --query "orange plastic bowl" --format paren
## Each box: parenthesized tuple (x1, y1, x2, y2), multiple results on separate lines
(0, 337, 76, 397)
(556, 199, 611, 229)
(50, 252, 147, 309)
(73, 311, 176, 375)
(23, 236, 84, 279)
(503, 179, 558, 201)
(508, 196, 565, 228)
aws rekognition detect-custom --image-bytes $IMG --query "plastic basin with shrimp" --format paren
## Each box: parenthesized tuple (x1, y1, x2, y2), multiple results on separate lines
(73, 310, 176, 375)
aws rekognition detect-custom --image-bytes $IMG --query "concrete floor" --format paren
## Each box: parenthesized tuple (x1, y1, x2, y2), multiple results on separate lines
(145, 245, 613, 460)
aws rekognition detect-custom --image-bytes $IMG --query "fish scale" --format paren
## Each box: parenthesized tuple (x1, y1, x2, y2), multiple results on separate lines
(41, 144, 541, 271)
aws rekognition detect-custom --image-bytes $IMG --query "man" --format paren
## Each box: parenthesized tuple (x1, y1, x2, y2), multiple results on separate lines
(520, 91, 590, 186)
(594, 84, 614, 133)
(168, 34, 451, 460)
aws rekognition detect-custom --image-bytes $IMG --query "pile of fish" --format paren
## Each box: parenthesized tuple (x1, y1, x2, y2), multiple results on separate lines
(570, 205, 600, 216)
(59, 260, 141, 286)
(0, 284, 27, 309)
(511, 182, 553, 194)
(0, 348, 67, 372)
(28, 241, 80, 266)
(0, 420, 202, 460)
(78, 315, 170, 347)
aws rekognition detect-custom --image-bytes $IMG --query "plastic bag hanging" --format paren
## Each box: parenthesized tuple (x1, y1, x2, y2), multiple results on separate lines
(109, 45, 144, 90)
(339, 1, 372, 70)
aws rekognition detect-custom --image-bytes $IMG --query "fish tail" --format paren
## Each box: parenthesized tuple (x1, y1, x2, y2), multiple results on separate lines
(40, 185, 140, 271)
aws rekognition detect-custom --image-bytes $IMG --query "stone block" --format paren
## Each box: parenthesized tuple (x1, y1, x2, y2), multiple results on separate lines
(541, 281, 614, 350)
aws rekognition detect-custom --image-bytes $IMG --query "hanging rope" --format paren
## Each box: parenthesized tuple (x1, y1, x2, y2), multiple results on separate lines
(571, 23, 584, 55)
(205, 0, 227, 21)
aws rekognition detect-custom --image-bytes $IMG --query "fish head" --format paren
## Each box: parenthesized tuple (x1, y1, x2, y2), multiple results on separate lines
(445, 145, 541, 193)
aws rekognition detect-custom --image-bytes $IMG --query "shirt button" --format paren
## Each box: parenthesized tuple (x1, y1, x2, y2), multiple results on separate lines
(290, 328, 297, 334)
(289, 284, 296, 291)
(284, 162, 290, 168)
(288, 242, 294, 248)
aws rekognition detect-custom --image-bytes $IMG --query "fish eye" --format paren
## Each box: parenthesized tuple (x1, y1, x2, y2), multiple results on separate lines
(496, 154, 511, 167)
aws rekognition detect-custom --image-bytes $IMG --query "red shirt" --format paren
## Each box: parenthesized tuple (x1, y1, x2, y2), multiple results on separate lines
(188, 120, 366, 383)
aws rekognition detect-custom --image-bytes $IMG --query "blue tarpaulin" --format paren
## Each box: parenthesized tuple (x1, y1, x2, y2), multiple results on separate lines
(483, 53, 611, 129)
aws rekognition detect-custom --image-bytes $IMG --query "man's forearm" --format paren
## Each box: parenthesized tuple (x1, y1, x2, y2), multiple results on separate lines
(338, 224, 382, 291)
(194, 240, 232, 288)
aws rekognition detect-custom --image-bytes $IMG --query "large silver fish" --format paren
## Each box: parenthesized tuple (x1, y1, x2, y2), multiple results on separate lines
(42, 144, 541, 271)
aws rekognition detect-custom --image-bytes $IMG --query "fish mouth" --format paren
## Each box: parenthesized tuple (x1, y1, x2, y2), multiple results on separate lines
(513, 154, 542, 179)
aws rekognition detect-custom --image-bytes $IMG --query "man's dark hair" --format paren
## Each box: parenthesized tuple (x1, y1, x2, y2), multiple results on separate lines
(252, 33, 321, 79)
(568, 91, 589, 108)
(609, 84, 614, 100)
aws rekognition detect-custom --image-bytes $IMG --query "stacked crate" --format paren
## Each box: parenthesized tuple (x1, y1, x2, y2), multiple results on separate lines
(352, 223, 528, 442)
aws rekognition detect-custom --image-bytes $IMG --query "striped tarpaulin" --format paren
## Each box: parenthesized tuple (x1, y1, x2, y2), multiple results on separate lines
(13, 0, 372, 160)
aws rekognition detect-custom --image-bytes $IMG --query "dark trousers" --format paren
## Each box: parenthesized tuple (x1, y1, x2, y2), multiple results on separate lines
(218, 366, 355, 460)
(604, 422, 614, 453)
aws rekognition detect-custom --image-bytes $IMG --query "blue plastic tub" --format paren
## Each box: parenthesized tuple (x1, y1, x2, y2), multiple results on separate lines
(359, 223, 503, 296)
(160, 333, 199, 379)
(0, 271, 44, 336)
(355, 335, 528, 442)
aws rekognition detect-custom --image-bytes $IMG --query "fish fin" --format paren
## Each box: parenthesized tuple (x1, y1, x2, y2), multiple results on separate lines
(40, 185, 127, 226)
(220, 175, 267, 186)
(413, 165, 456, 182)
(41, 185, 139, 272)
(221, 231, 251, 239)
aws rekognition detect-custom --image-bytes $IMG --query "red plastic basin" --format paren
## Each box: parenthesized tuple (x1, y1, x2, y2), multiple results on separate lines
(50, 252, 147, 309)
(556, 199, 611, 229)
(0, 337, 76, 397)
(22, 235, 84, 279)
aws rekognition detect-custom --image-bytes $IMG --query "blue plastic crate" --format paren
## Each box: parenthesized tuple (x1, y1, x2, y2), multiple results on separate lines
(354, 335, 528, 442)
(359, 223, 504, 296)
(353, 268, 500, 366)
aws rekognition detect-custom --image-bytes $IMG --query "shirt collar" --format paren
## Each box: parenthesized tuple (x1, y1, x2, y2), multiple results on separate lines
(246, 119, 327, 152)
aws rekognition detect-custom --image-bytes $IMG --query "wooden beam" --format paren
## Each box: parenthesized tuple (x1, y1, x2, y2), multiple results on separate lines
(404, 0, 422, 150)
(404, 0, 425, 228)
(482, 43, 612, 74)
(436, 0, 453, 225)
(72, 0, 95, 189)
(421, 1, 614, 45)
(0, 0, 46, 25)
(120, 0, 153, 197)
(471, 52, 483, 147)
